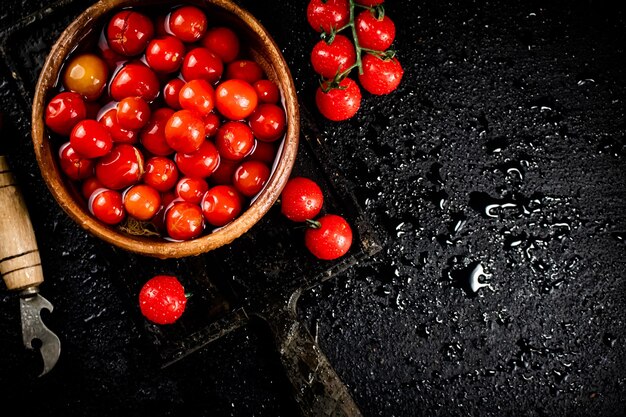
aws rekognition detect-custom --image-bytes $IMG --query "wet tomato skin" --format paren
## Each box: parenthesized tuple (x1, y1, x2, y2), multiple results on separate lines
(98, 107, 138, 144)
(138, 275, 187, 325)
(58, 142, 95, 180)
(178, 79, 215, 116)
(45, 92, 87, 136)
(164, 109, 206, 153)
(315, 77, 361, 121)
(306, 0, 350, 33)
(245, 140, 276, 165)
(215, 79, 258, 120)
(174, 140, 220, 178)
(145, 35, 185, 73)
(165, 201, 205, 240)
(175, 177, 209, 204)
(143, 156, 179, 192)
(280, 177, 324, 222)
(89, 188, 126, 225)
(63, 53, 109, 101)
(123, 183, 161, 221)
(215, 121, 255, 161)
(233, 160, 270, 197)
(168, 5, 208, 43)
(163, 79, 185, 109)
(203, 112, 221, 137)
(81, 176, 103, 200)
(201, 26, 240, 63)
(225, 60, 264, 84)
(201, 184, 243, 227)
(181, 47, 224, 85)
(248, 103, 286, 142)
(304, 214, 353, 260)
(140, 107, 175, 156)
(70, 119, 113, 159)
(95, 143, 144, 190)
(117, 96, 151, 130)
(109, 63, 160, 102)
(253, 80, 280, 104)
(107, 11, 154, 56)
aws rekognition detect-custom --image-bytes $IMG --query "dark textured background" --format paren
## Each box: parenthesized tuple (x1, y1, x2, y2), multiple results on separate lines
(0, 0, 625, 416)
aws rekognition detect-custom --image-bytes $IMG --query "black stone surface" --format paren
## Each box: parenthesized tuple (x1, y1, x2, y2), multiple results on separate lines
(0, 0, 625, 416)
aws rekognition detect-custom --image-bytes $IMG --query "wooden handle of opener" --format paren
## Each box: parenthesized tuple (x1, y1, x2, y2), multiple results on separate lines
(0, 156, 44, 291)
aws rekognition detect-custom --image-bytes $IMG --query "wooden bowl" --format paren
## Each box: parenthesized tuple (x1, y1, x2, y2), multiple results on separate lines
(31, 0, 299, 259)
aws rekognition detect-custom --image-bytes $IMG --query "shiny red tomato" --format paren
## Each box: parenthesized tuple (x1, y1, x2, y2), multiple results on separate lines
(315, 77, 361, 121)
(304, 214, 353, 260)
(110, 62, 160, 102)
(139, 275, 187, 325)
(174, 140, 220, 178)
(215, 121, 255, 160)
(164, 109, 205, 153)
(165, 201, 205, 240)
(175, 177, 209, 204)
(178, 79, 215, 116)
(143, 156, 179, 192)
(306, 0, 349, 33)
(253, 80, 280, 104)
(95, 143, 144, 190)
(70, 119, 113, 159)
(89, 188, 126, 225)
(58, 142, 94, 180)
(201, 26, 240, 63)
(163, 78, 185, 109)
(45, 92, 87, 136)
(116, 96, 151, 131)
(233, 160, 270, 197)
(168, 5, 207, 43)
(280, 177, 324, 222)
(181, 47, 223, 84)
(310, 34, 356, 79)
(201, 185, 243, 227)
(123, 184, 161, 221)
(145, 35, 186, 73)
(106, 10, 154, 56)
(355, 10, 396, 51)
(247, 103, 286, 142)
(358, 54, 403, 95)
(98, 107, 138, 144)
(224, 60, 264, 84)
(140, 107, 175, 156)
(215, 79, 258, 120)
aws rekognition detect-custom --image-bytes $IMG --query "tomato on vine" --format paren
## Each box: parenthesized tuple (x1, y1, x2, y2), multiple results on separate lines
(311, 34, 356, 79)
(306, 0, 350, 33)
(358, 53, 403, 95)
(304, 214, 353, 260)
(315, 77, 361, 121)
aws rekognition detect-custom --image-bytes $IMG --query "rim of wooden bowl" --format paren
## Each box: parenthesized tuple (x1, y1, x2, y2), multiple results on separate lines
(31, 0, 299, 259)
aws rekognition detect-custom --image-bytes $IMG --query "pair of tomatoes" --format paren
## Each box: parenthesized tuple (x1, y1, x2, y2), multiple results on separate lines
(280, 176, 353, 260)
(306, 0, 404, 121)
(46, 4, 288, 242)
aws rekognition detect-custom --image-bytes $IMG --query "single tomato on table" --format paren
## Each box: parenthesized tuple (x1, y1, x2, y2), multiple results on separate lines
(139, 275, 187, 325)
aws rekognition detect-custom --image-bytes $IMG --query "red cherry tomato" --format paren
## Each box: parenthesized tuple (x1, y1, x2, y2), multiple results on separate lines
(358, 54, 403, 95)
(233, 160, 270, 197)
(145, 35, 186, 73)
(143, 156, 179, 192)
(315, 77, 361, 121)
(174, 140, 220, 178)
(89, 188, 126, 225)
(95, 143, 144, 190)
(139, 275, 187, 325)
(175, 177, 209, 204)
(98, 31, 125, 71)
(70, 119, 113, 159)
(117, 96, 151, 131)
(163, 78, 185, 109)
(106, 10, 154, 56)
(224, 60, 264, 84)
(247, 103, 286, 142)
(62, 53, 109, 101)
(210, 158, 238, 185)
(306, 0, 349, 33)
(215, 79, 258, 120)
(355, 10, 396, 51)
(181, 47, 224, 84)
(215, 121, 255, 160)
(178, 79, 215, 116)
(310, 34, 356, 79)
(45, 92, 87, 136)
(280, 177, 324, 222)
(58, 142, 94, 180)
(201, 26, 240, 63)
(245, 140, 276, 165)
(203, 112, 221, 137)
(98, 107, 138, 144)
(168, 5, 207, 43)
(164, 109, 205, 153)
(304, 214, 353, 260)
(124, 184, 161, 221)
(140, 107, 175, 156)
(253, 80, 280, 104)
(110, 62, 160, 102)
(165, 201, 204, 240)
(201, 185, 243, 227)
(81, 176, 103, 199)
